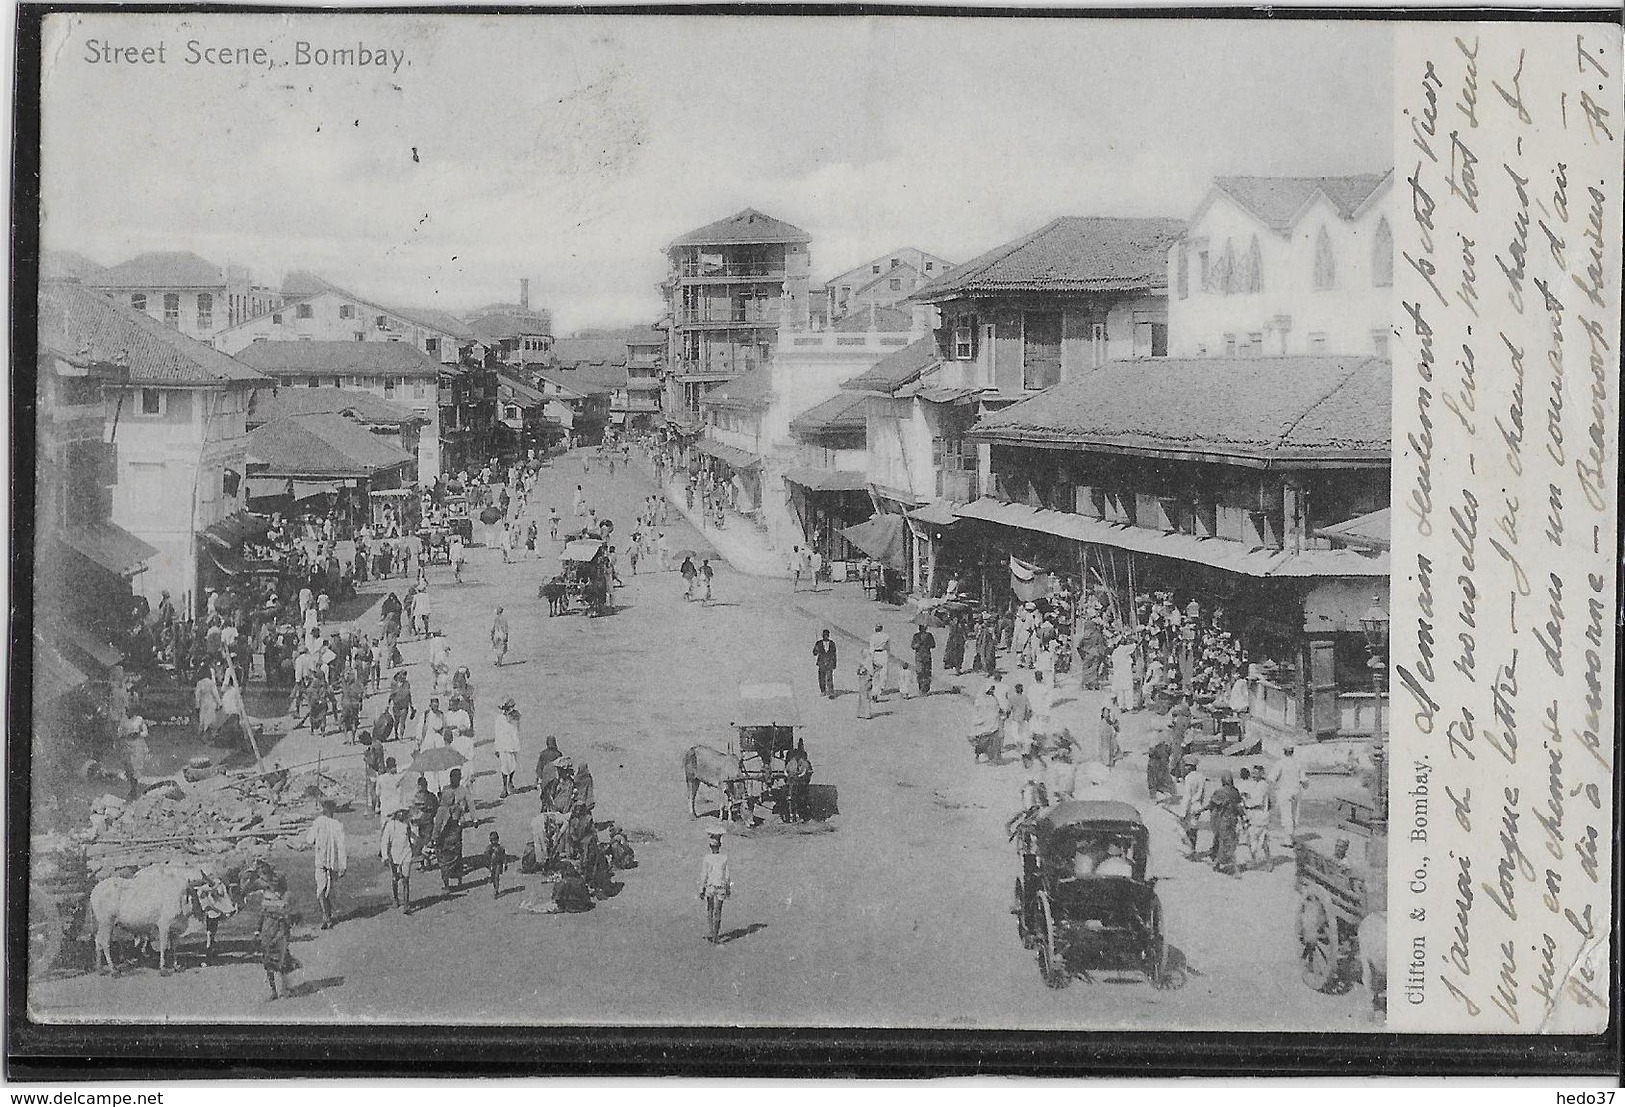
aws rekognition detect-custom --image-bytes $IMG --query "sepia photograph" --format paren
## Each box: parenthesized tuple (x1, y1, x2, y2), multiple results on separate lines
(10, 8, 1616, 1059)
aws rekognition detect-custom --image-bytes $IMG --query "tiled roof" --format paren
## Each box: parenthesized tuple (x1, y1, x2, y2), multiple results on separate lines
(789, 392, 868, 437)
(669, 208, 810, 248)
(38, 280, 265, 385)
(839, 337, 939, 394)
(699, 368, 774, 410)
(281, 270, 342, 297)
(86, 251, 223, 289)
(248, 386, 422, 427)
(232, 340, 443, 378)
(912, 217, 1184, 301)
(469, 312, 552, 343)
(972, 355, 1390, 464)
(1211, 173, 1391, 233)
(569, 362, 630, 390)
(249, 413, 414, 478)
(41, 249, 105, 283)
(831, 305, 914, 333)
(550, 337, 630, 369)
(385, 305, 475, 341)
(497, 372, 546, 407)
(534, 371, 609, 398)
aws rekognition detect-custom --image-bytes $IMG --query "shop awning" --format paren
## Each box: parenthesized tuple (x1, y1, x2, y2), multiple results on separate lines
(200, 511, 273, 550)
(34, 633, 90, 703)
(57, 521, 159, 578)
(1314, 507, 1391, 551)
(906, 500, 961, 527)
(294, 480, 343, 501)
(693, 437, 763, 470)
(245, 476, 292, 501)
(45, 616, 124, 670)
(840, 513, 908, 573)
(783, 467, 869, 493)
(953, 497, 1390, 578)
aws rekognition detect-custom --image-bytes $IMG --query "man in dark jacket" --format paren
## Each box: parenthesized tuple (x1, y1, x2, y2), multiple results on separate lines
(910, 625, 937, 697)
(812, 630, 838, 698)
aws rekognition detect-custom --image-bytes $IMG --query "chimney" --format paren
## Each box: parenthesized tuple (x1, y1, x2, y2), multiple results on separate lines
(520, 278, 531, 312)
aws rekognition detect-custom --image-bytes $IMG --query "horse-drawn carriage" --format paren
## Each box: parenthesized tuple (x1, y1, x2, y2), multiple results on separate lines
(684, 683, 819, 824)
(1012, 800, 1183, 989)
(540, 537, 613, 616)
(1294, 795, 1387, 1010)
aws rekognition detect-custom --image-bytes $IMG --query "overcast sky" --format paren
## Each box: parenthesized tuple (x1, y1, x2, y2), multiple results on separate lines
(40, 14, 1392, 332)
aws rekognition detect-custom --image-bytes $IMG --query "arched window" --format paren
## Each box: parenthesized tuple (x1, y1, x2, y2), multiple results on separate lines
(1372, 218, 1394, 287)
(1246, 236, 1263, 293)
(1313, 227, 1336, 291)
(1220, 240, 1237, 295)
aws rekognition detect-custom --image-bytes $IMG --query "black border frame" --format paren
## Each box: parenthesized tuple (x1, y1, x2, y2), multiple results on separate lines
(8, 2, 1622, 1079)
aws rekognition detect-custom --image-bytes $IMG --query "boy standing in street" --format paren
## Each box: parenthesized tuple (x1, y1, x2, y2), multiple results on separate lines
(698, 826, 731, 945)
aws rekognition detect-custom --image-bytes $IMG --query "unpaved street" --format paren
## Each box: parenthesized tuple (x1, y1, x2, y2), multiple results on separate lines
(32, 451, 1377, 1030)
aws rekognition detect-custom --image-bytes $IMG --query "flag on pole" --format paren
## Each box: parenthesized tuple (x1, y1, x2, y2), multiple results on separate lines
(1009, 555, 1052, 601)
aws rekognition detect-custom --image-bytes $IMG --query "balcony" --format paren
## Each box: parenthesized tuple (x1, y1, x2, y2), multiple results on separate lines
(677, 306, 781, 327)
(437, 388, 455, 406)
(676, 261, 785, 280)
(937, 469, 980, 503)
(674, 360, 761, 378)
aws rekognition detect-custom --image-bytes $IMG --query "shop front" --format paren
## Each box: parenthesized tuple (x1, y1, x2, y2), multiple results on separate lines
(783, 467, 870, 562)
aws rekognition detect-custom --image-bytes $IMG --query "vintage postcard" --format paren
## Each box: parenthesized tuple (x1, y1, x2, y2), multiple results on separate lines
(12, 7, 1619, 1053)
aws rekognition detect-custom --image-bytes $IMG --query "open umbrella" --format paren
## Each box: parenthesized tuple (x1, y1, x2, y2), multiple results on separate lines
(910, 608, 945, 628)
(674, 545, 716, 562)
(479, 506, 503, 525)
(406, 746, 467, 776)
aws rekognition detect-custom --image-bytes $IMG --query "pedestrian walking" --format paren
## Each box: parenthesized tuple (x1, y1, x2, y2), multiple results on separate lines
(494, 697, 522, 798)
(389, 671, 415, 738)
(1208, 770, 1244, 875)
(450, 535, 467, 583)
(700, 558, 714, 601)
(788, 546, 804, 591)
(656, 532, 671, 572)
(256, 879, 295, 1001)
(380, 806, 414, 913)
(490, 606, 510, 667)
(968, 678, 1005, 764)
(698, 826, 731, 945)
(867, 625, 891, 701)
(1269, 745, 1306, 844)
(1178, 759, 1209, 857)
(486, 831, 508, 898)
(975, 618, 998, 676)
(910, 624, 936, 697)
(855, 660, 873, 720)
(305, 799, 348, 929)
(679, 555, 698, 599)
(812, 629, 838, 697)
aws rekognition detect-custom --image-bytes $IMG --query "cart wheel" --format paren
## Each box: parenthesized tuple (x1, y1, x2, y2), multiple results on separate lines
(1036, 892, 1068, 989)
(28, 890, 64, 980)
(1015, 879, 1036, 949)
(1297, 891, 1346, 993)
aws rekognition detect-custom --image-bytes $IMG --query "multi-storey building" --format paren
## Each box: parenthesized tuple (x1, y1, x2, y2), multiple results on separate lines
(662, 209, 812, 421)
(231, 341, 447, 479)
(1168, 172, 1394, 358)
(34, 285, 158, 736)
(212, 278, 472, 367)
(821, 247, 953, 323)
(85, 251, 280, 340)
(41, 281, 267, 611)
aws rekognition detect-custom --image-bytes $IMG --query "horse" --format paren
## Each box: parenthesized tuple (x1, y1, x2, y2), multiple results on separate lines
(1355, 910, 1386, 1017)
(682, 744, 739, 818)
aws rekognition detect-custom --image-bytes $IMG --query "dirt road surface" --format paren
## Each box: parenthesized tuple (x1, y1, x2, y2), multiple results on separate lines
(30, 450, 1379, 1030)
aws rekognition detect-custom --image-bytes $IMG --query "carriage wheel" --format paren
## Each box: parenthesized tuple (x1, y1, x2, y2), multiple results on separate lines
(1297, 891, 1346, 993)
(1015, 880, 1036, 949)
(28, 890, 64, 980)
(1036, 892, 1068, 989)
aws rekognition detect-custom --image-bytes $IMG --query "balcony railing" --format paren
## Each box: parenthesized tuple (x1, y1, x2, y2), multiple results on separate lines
(674, 360, 763, 377)
(677, 261, 785, 279)
(677, 307, 781, 326)
(937, 469, 981, 503)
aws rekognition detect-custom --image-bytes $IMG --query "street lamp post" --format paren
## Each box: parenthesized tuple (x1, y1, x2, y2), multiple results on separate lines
(1360, 595, 1390, 817)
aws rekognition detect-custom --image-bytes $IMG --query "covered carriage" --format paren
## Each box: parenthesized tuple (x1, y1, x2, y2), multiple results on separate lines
(1012, 800, 1181, 989)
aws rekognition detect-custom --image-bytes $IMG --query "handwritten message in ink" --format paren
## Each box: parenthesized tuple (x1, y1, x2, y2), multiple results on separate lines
(1391, 23, 1619, 1033)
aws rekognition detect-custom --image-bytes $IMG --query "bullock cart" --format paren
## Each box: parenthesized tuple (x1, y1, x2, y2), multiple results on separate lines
(1294, 796, 1387, 1002)
(684, 683, 827, 824)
